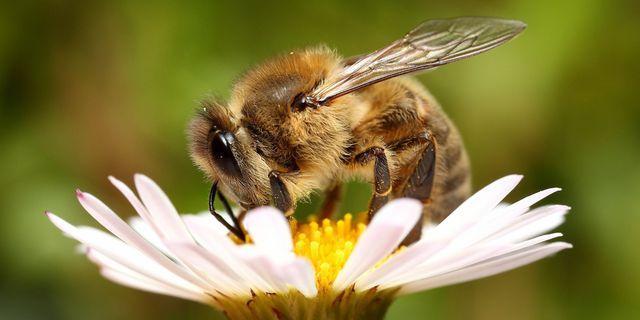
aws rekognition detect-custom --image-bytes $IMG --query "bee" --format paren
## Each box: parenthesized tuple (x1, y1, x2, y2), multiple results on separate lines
(188, 17, 526, 242)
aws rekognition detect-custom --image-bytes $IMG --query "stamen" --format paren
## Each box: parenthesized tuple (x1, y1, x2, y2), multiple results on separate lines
(292, 214, 367, 289)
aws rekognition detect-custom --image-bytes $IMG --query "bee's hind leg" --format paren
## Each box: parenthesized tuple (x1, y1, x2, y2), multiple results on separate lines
(399, 135, 436, 245)
(354, 146, 392, 220)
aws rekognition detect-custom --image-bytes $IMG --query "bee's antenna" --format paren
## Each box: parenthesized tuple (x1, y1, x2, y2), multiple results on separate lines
(209, 182, 246, 241)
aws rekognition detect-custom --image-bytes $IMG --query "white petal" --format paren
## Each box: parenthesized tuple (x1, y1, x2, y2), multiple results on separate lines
(87, 249, 209, 303)
(354, 235, 448, 291)
(242, 206, 293, 254)
(182, 215, 242, 254)
(67, 192, 210, 290)
(371, 184, 564, 290)
(437, 175, 522, 232)
(442, 189, 561, 254)
(362, 179, 569, 293)
(487, 205, 569, 243)
(128, 216, 173, 257)
(100, 268, 212, 305)
(398, 242, 572, 294)
(182, 212, 229, 236)
(495, 233, 564, 256)
(332, 198, 422, 292)
(277, 258, 318, 297)
(183, 217, 274, 293)
(236, 246, 287, 292)
(492, 188, 562, 221)
(166, 243, 249, 296)
(47, 213, 203, 293)
(134, 174, 194, 243)
(109, 176, 163, 237)
(386, 232, 564, 289)
(381, 244, 510, 290)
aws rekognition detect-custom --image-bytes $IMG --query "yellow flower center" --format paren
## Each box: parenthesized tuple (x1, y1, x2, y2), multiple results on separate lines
(292, 214, 367, 289)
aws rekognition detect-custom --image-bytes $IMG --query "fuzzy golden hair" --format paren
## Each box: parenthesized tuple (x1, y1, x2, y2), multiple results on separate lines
(189, 47, 368, 205)
(186, 16, 533, 242)
(189, 45, 471, 220)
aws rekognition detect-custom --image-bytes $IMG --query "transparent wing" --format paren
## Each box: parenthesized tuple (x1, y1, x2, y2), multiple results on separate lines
(309, 17, 526, 104)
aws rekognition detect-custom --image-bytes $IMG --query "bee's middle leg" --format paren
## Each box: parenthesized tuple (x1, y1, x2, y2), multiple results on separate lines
(354, 146, 392, 220)
(319, 183, 342, 220)
(398, 133, 436, 245)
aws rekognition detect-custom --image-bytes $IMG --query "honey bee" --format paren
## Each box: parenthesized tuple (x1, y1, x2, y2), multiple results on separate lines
(188, 17, 526, 242)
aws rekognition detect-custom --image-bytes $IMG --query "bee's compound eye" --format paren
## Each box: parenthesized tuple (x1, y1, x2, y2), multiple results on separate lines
(210, 131, 243, 178)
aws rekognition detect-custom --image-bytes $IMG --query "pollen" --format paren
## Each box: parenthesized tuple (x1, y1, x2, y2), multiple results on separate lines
(292, 214, 366, 289)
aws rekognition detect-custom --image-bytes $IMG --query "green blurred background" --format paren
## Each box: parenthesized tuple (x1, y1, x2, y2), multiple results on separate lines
(1, 0, 639, 319)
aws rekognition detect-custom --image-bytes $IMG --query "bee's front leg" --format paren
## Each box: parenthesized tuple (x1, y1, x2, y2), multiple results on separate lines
(209, 183, 246, 241)
(354, 146, 392, 220)
(269, 170, 296, 217)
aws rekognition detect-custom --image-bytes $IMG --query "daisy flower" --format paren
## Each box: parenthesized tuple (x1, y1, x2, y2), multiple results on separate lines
(47, 174, 571, 319)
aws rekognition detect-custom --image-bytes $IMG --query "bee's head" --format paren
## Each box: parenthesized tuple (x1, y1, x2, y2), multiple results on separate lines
(188, 99, 272, 208)
(227, 47, 359, 184)
(190, 47, 363, 206)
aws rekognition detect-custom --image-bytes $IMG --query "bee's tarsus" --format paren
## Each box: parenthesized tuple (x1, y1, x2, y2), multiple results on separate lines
(217, 189, 243, 236)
